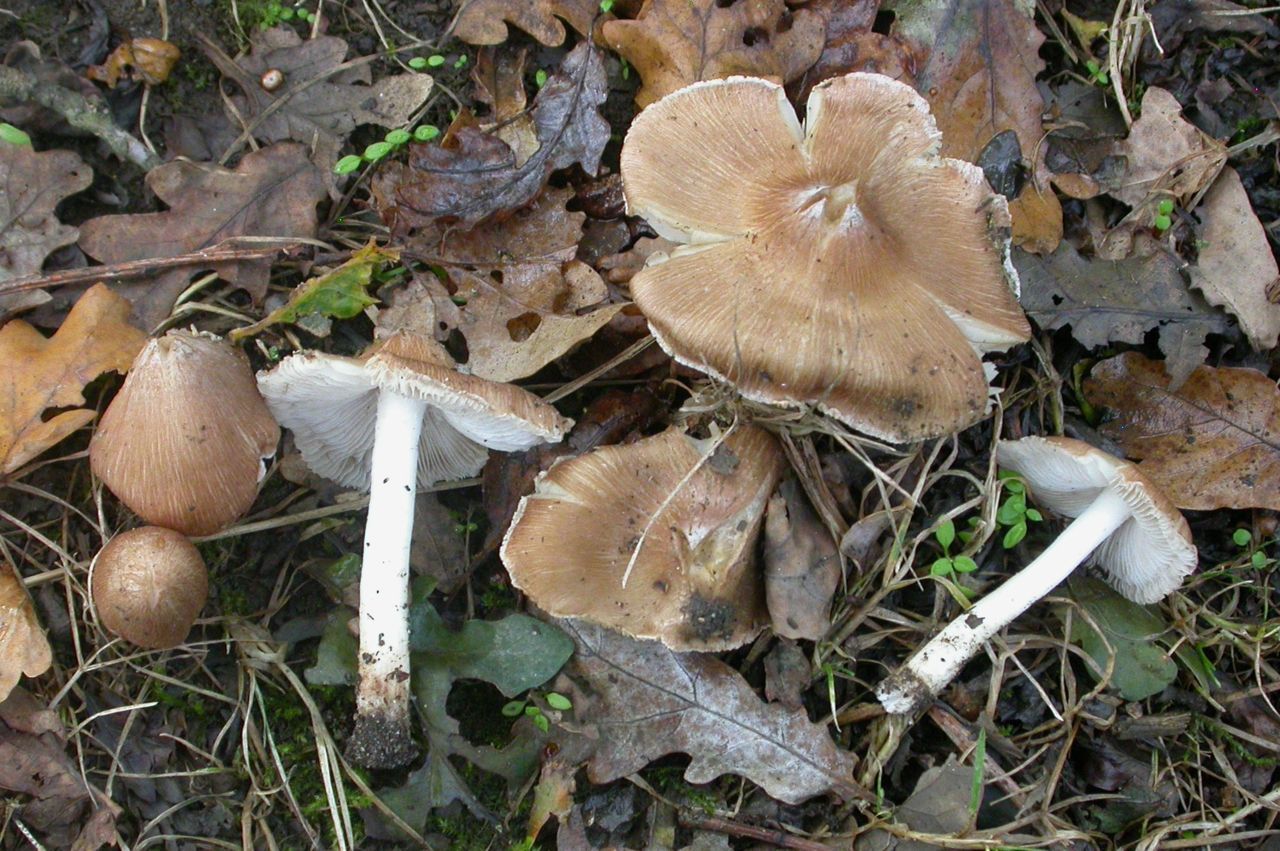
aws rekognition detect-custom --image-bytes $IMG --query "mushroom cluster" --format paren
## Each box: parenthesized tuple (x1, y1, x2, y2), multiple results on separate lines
(621, 73, 1031, 442)
(89, 330, 281, 650)
(876, 436, 1197, 714)
(258, 331, 571, 767)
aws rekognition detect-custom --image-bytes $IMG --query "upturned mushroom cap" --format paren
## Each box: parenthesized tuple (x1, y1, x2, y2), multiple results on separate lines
(91, 331, 281, 536)
(501, 424, 784, 651)
(257, 332, 572, 489)
(92, 526, 209, 649)
(996, 436, 1196, 604)
(622, 73, 1030, 442)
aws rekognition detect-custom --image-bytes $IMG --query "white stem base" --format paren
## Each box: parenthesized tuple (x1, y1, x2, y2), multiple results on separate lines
(877, 489, 1132, 715)
(348, 390, 426, 768)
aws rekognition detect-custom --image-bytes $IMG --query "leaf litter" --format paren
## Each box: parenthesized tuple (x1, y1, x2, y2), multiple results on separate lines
(2, 0, 1280, 847)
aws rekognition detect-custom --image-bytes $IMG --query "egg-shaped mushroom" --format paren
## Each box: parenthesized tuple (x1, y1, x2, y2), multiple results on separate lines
(92, 526, 209, 649)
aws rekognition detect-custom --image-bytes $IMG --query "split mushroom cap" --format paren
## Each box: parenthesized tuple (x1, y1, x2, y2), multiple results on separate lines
(90, 330, 281, 537)
(502, 423, 784, 651)
(92, 526, 209, 649)
(622, 73, 1030, 442)
(876, 436, 1196, 715)
(258, 331, 571, 768)
(257, 332, 572, 489)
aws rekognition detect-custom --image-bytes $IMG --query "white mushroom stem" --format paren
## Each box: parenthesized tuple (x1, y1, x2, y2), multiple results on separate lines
(349, 389, 426, 766)
(877, 488, 1133, 715)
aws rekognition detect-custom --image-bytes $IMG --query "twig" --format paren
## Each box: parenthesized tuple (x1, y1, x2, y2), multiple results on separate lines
(677, 811, 835, 850)
(0, 64, 158, 169)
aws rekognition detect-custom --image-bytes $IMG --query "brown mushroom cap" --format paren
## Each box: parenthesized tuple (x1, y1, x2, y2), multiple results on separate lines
(91, 331, 281, 536)
(257, 332, 572, 489)
(501, 424, 784, 651)
(996, 436, 1196, 604)
(92, 526, 209, 649)
(621, 74, 1030, 442)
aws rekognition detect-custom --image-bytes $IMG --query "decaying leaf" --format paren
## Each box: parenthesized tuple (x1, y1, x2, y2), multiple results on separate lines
(1066, 575, 1178, 701)
(78, 142, 327, 329)
(471, 46, 539, 165)
(0, 560, 51, 702)
(764, 477, 840, 641)
(379, 185, 621, 381)
(382, 42, 607, 229)
(0, 283, 145, 475)
(197, 27, 434, 183)
(789, 0, 913, 102)
(86, 38, 181, 87)
(409, 492, 472, 594)
(1106, 87, 1226, 209)
(602, 0, 825, 108)
(230, 241, 398, 340)
(0, 143, 91, 316)
(452, 0, 599, 45)
(1014, 236, 1229, 387)
(887, 0, 1062, 252)
(565, 620, 860, 804)
(1086, 352, 1280, 511)
(1188, 167, 1280, 350)
(597, 235, 679, 285)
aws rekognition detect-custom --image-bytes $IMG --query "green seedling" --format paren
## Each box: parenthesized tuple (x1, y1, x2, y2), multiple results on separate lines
(1233, 528, 1274, 570)
(408, 56, 429, 70)
(1084, 58, 1109, 86)
(335, 126, 422, 173)
(454, 55, 468, 69)
(930, 518, 979, 578)
(414, 124, 440, 142)
(996, 471, 1042, 548)
(427, 54, 446, 68)
(1154, 197, 1175, 232)
(600, 0, 615, 11)
(0, 123, 31, 146)
(535, 69, 548, 88)
(502, 691, 572, 733)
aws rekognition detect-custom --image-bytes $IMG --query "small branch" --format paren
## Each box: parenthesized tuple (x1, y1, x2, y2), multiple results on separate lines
(0, 64, 159, 169)
(677, 812, 835, 850)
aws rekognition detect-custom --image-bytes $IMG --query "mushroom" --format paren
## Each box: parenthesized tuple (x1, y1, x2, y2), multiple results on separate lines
(257, 331, 571, 767)
(90, 330, 281, 537)
(876, 436, 1197, 714)
(620, 73, 1030, 442)
(91, 526, 209, 649)
(501, 423, 784, 651)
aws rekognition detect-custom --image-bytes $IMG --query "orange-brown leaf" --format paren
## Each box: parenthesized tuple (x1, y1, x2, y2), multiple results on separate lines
(0, 284, 145, 475)
(602, 0, 825, 107)
(0, 559, 52, 702)
(1086, 352, 1280, 511)
(452, 0, 600, 45)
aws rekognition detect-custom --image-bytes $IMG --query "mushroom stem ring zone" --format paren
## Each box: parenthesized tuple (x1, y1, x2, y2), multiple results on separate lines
(349, 390, 428, 767)
(875, 488, 1131, 714)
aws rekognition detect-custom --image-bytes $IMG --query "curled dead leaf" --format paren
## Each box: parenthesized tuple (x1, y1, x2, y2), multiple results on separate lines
(0, 560, 51, 702)
(764, 478, 840, 641)
(1086, 352, 1280, 510)
(451, 0, 600, 45)
(86, 38, 181, 88)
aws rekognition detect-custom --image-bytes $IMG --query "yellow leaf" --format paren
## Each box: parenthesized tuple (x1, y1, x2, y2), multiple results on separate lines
(0, 283, 146, 474)
(0, 558, 51, 701)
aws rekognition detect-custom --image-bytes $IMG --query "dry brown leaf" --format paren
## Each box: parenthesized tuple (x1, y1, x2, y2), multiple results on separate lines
(86, 37, 181, 87)
(1107, 87, 1226, 209)
(597, 235, 678, 285)
(566, 619, 860, 803)
(888, 0, 1062, 253)
(788, 0, 913, 102)
(379, 42, 607, 229)
(0, 283, 145, 475)
(197, 27, 434, 184)
(602, 0, 825, 108)
(471, 47, 539, 165)
(763, 478, 840, 641)
(0, 144, 91, 316)
(1086, 352, 1280, 510)
(380, 185, 621, 381)
(77, 143, 326, 329)
(1189, 167, 1280, 350)
(452, 0, 600, 45)
(0, 560, 51, 702)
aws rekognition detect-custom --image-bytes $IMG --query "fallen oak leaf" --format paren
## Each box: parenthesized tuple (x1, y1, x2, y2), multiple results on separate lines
(1188, 167, 1280, 350)
(0, 560, 52, 702)
(1086, 352, 1280, 511)
(0, 143, 91, 317)
(764, 477, 840, 641)
(1105, 87, 1226, 209)
(77, 142, 327, 329)
(0, 283, 145, 475)
(1013, 235, 1229, 387)
(602, 0, 825, 108)
(195, 27, 434, 185)
(564, 620, 863, 804)
(451, 0, 600, 45)
(887, 0, 1063, 253)
(384, 42, 608, 229)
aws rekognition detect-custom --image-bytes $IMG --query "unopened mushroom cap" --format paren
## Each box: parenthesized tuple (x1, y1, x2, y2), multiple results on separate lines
(996, 436, 1196, 604)
(92, 526, 209, 649)
(501, 424, 784, 651)
(90, 331, 281, 536)
(622, 74, 1030, 442)
(256, 332, 572, 490)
